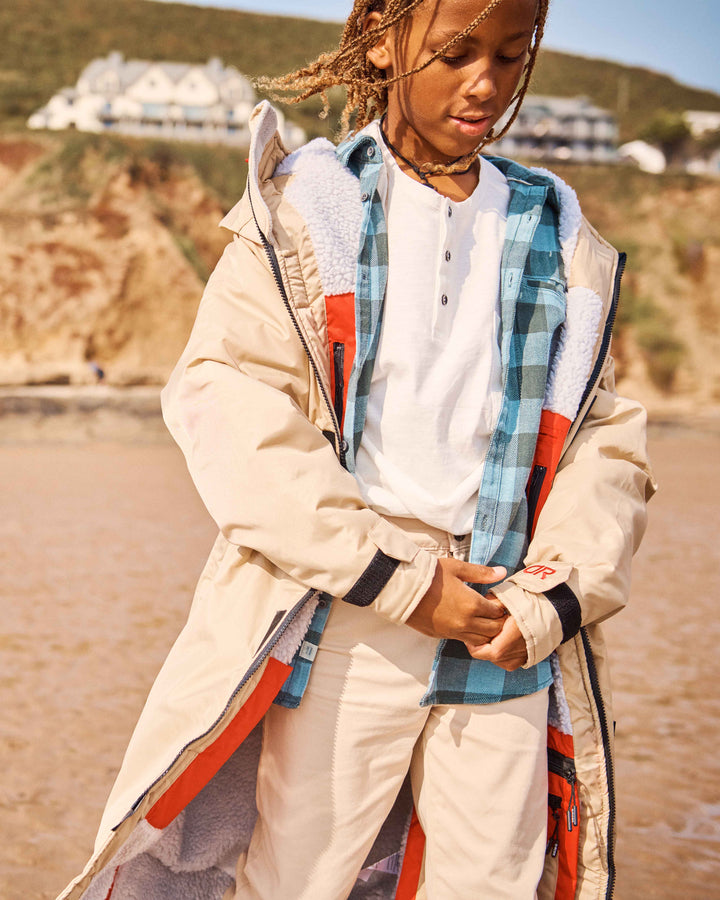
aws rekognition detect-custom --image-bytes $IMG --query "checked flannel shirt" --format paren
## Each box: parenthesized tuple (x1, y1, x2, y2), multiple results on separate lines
(276, 128, 569, 709)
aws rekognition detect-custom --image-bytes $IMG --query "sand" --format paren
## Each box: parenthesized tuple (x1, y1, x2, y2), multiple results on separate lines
(0, 423, 718, 898)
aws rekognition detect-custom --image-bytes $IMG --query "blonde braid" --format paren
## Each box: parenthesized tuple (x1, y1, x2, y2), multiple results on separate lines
(425, 0, 549, 176)
(260, 0, 549, 162)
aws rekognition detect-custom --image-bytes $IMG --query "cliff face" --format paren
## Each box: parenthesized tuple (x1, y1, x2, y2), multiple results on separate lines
(556, 163, 720, 417)
(0, 135, 230, 386)
(2, 134, 720, 417)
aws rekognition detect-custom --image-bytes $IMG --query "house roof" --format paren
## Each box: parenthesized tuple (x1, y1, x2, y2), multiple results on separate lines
(520, 95, 614, 120)
(79, 53, 254, 98)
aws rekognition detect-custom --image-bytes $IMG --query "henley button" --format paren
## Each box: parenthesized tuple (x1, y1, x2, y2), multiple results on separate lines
(361, 191, 370, 202)
(448, 207, 453, 218)
(441, 294, 449, 306)
(366, 146, 376, 158)
(340, 439, 349, 453)
(445, 250, 452, 262)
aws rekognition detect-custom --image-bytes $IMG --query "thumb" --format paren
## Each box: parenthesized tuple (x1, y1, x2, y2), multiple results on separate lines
(445, 559, 506, 585)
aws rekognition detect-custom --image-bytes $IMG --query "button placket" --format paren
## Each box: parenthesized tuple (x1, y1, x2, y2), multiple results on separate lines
(433, 198, 452, 324)
(440, 200, 454, 312)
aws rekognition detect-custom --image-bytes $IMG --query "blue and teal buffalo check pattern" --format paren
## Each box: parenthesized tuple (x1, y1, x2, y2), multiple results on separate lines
(276, 133, 567, 708)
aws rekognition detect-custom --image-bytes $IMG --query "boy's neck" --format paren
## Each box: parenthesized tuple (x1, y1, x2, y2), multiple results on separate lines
(391, 157, 481, 202)
(378, 117, 480, 202)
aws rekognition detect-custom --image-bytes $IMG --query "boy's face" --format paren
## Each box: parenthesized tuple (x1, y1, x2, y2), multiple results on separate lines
(369, 0, 538, 165)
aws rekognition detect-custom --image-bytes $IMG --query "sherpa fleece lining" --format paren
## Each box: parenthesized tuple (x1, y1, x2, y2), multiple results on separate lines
(276, 139, 364, 298)
(548, 652, 574, 736)
(544, 285, 604, 420)
(81, 597, 319, 900)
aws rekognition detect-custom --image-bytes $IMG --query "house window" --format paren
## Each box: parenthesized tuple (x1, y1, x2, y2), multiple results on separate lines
(142, 103, 168, 120)
(182, 105, 207, 123)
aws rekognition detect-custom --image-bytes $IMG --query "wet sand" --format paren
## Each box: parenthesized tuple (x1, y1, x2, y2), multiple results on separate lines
(0, 426, 718, 898)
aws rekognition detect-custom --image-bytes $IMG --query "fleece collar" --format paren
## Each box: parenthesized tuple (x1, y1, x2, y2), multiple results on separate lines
(227, 102, 603, 425)
(222, 102, 588, 283)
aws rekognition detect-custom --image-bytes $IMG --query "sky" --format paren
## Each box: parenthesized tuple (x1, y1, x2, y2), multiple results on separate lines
(151, 0, 720, 94)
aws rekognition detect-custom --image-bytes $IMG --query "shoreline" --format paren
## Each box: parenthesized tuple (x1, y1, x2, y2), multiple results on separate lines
(2, 385, 720, 442)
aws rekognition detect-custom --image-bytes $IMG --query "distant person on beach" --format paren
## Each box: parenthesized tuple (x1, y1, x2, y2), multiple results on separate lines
(57, 2, 655, 899)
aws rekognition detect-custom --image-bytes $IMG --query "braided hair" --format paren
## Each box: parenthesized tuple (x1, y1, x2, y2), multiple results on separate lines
(259, 0, 549, 174)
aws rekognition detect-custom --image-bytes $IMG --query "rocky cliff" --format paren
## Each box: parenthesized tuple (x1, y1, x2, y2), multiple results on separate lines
(0, 134, 229, 386)
(2, 133, 719, 419)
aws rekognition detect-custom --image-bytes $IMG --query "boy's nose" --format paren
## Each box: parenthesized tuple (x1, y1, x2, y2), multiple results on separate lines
(466, 65, 498, 102)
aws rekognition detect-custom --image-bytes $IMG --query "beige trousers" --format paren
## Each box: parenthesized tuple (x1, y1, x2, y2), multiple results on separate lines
(232, 521, 549, 900)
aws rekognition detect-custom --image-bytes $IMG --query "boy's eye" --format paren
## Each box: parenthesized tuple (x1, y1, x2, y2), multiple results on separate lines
(439, 53, 466, 65)
(498, 48, 529, 64)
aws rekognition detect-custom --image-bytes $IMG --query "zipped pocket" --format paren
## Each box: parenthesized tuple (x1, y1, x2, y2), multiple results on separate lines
(545, 743, 580, 899)
(547, 747, 578, 852)
(332, 341, 345, 429)
(527, 464, 547, 536)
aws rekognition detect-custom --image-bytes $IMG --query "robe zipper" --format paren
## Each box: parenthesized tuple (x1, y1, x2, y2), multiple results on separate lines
(580, 627, 616, 899)
(573, 252, 626, 434)
(248, 190, 347, 467)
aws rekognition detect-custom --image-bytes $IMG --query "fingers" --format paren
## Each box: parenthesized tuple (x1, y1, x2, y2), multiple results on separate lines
(406, 558, 509, 643)
(443, 558, 506, 586)
(460, 614, 506, 641)
(464, 616, 528, 672)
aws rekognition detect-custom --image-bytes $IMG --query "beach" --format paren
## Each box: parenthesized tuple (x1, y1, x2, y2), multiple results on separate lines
(1, 416, 718, 898)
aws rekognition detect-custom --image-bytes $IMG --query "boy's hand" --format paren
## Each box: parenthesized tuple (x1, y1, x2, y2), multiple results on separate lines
(464, 612, 529, 671)
(406, 558, 508, 645)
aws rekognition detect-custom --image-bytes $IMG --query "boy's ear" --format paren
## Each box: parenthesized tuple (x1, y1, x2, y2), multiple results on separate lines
(364, 11, 394, 72)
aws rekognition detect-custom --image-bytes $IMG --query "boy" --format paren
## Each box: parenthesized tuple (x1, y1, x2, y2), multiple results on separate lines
(57, 2, 654, 898)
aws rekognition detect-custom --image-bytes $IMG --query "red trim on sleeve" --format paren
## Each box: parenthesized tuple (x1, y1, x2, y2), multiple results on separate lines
(146, 657, 292, 829)
(104, 869, 118, 899)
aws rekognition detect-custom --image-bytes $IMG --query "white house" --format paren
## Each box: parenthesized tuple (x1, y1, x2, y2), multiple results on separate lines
(618, 140, 667, 174)
(684, 110, 720, 140)
(493, 95, 618, 164)
(28, 53, 306, 149)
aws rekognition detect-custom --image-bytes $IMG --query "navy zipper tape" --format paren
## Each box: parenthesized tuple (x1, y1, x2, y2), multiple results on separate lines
(247, 187, 347, 468)
(580, 627, 616, 899)
(526, 464, 547, 534)
(332, 342, 345, 428)
(578, 252, 626, 415)
(547, 745, 577, 781)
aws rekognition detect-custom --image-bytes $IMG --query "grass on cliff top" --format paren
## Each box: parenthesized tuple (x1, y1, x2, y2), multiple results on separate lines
(31, 129, 250, 209)
(2, 0, 720, 141)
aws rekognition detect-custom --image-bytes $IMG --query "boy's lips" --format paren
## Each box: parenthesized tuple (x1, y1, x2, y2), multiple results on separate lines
(449, 114, 493, 137)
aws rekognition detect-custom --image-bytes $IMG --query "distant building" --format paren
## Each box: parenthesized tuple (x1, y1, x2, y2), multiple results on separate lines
(27, 53, 306, 149)
(618, 140, 666, 174)
(684, 110, 720, 140)
(493, 95, 618, 164)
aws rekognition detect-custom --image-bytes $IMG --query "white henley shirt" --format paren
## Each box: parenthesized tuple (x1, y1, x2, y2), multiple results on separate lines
(354, 127, 509, 535)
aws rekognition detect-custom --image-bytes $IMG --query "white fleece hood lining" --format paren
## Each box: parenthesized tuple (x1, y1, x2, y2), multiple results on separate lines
(276, 139, 363, 298)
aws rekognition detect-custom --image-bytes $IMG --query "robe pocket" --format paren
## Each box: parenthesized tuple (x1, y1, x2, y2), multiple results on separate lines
(368, 518, 424, 564)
